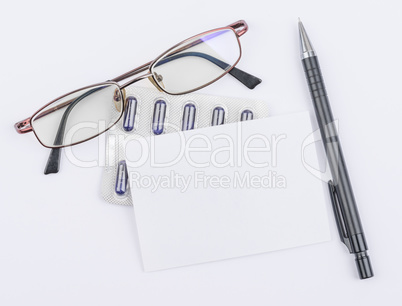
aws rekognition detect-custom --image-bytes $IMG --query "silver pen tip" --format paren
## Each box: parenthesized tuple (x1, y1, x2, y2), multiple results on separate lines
(298, 19, 316, 59)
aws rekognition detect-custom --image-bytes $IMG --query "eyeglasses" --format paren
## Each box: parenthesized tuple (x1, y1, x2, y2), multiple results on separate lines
(14, 20, 261, 174)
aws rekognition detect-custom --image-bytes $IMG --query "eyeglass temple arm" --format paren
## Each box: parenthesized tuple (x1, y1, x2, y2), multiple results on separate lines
(155, 51, 261, 89)
(112, 55, 261, 90)
(44, 86, 106, 174)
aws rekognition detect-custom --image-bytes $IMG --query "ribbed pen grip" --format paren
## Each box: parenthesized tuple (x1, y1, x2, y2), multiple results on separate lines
(302, 56, 334, 127)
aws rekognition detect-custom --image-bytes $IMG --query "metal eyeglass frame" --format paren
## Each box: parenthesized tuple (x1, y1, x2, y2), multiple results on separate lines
(14, 20, 262, 174)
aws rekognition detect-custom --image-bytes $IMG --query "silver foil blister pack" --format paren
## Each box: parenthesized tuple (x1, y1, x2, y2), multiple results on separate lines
(101, 86, 269, 206)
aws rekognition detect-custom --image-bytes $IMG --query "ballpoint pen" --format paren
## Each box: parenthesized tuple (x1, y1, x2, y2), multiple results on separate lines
(298, 19, 373, 279)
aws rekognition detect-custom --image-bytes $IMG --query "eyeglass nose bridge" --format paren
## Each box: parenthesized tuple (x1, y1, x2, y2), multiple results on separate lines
(120, 72, 154, 90)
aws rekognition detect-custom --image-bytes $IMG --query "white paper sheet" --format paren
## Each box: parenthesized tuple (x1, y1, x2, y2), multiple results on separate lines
(126, 111, 331, 271)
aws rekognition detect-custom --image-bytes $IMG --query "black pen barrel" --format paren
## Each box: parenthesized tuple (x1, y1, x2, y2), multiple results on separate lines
(302, 56, 363, 235)
(302, 56, 373, 279)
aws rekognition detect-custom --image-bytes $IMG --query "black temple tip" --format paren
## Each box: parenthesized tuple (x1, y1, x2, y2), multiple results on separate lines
(228, 67, 262, 89)
(44, 148, 61, 175)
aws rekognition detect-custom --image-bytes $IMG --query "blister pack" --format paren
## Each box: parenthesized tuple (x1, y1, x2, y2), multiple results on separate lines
(101, 85, 269, 206)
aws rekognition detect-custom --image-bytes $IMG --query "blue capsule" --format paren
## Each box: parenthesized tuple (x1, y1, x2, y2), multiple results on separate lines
(115, 160, 128, 196)
(123, 96, 138, 132)
(240, 109, 254, 121)
(211, 106, 225, 126)
(182, 103, 196, 131)
(152, 99, 167, 135)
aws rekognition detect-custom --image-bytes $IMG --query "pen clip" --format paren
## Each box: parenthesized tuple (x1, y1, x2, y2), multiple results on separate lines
(328, 180, 353, 253)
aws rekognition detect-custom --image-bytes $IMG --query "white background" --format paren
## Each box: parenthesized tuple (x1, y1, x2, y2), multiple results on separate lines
(1, 0, 401, 305)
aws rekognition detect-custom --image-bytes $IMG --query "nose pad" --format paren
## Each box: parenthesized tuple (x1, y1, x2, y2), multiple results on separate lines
(113, 88, 124, 112)
(155, 72, 163, 82)
(153, 72, 165, 89)
(148, 76, 164, 92)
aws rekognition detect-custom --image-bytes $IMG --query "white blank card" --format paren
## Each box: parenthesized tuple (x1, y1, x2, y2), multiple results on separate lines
(126, 111, 331, 271)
